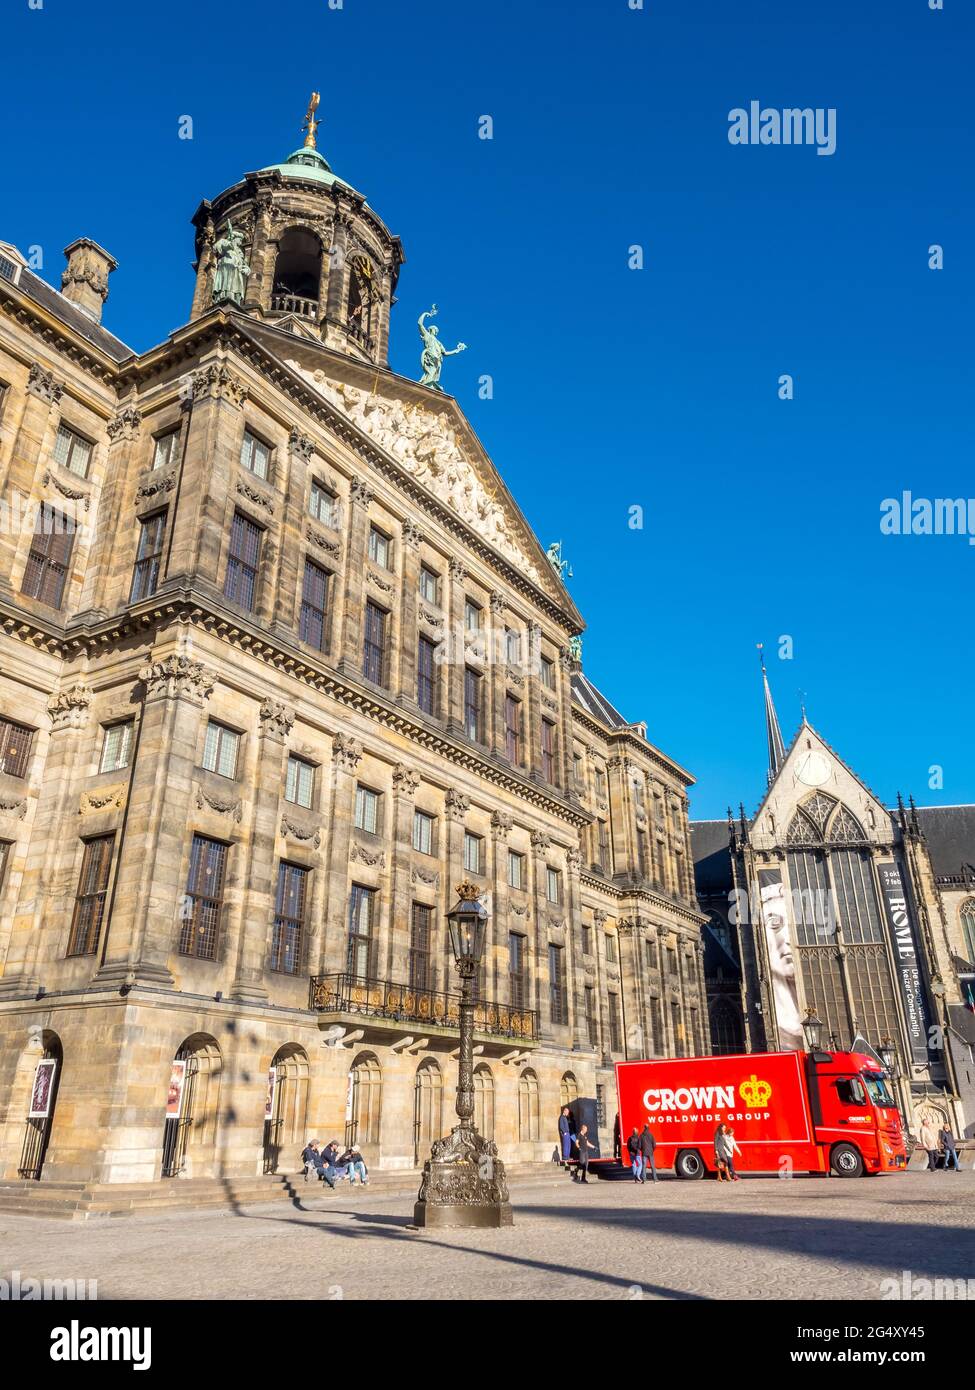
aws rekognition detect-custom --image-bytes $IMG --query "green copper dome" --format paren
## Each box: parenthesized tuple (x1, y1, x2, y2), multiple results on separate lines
(260, 146, 359, 193)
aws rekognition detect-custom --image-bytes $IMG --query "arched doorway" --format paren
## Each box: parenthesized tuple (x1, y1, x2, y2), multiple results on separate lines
(18, 1032, 62, 1180)
(161, 1034, 222, 1179)
(271, 229, 323, 318)
(413, 1058, 443, 1166)
(560, 1071, 579, 1109)
(518, 1069, 540, 1142)
(346, 1052, 382, 1151)
(473, 1064, 495, 1140)
(263, 1044, 310, 1174)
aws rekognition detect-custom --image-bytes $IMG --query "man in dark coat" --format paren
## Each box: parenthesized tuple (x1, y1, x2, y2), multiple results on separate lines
(940, 1124, 961, 1172)
(639, 1123, 658, 1182)
(558, 1106, 574, 1166)
(574, 1124, 595, 1183)
(627, 1127, 644, 1183)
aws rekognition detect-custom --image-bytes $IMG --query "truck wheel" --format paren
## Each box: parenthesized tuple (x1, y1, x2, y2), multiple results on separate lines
(675, 1149, 705, 1180)
(830, 1142, 864, 1178)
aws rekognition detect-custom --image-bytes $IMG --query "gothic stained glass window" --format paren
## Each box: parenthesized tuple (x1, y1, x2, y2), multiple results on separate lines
(827, 805, 868, 844)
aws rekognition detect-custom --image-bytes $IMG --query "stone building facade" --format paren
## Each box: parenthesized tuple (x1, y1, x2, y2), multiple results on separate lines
(0, 116, 707, 1203)
(692, 665, 975, 1139)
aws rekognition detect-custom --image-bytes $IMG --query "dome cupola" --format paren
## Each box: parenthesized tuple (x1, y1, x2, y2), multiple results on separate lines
(189, 92, 404, 366)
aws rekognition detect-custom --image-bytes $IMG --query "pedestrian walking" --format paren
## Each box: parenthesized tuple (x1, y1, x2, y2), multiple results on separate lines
(639, 1122, 658, 1183)
(558, 1106, 575, 1167)
(939, 1124, 960, 1172)
(627, 1127, 643, 1183)
(918, 1118, 940, 1171)
(714, 1122, 741, 1181)
(574, 1124, 595, 1183)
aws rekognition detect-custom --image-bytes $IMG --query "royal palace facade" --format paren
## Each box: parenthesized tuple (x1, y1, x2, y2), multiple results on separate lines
(0, 108, 708, 1207)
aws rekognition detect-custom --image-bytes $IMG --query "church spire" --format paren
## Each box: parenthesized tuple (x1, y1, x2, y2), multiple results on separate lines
(757, 644, 786, 786)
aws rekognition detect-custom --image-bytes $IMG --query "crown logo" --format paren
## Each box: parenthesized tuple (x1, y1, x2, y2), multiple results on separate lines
(739, 1073, 772, 1107)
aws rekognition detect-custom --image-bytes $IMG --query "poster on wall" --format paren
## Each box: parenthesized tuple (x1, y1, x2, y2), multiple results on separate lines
(758, 869, 803, 1051)
(166, 1060, 187, 1119)
(877, 861, 933, 1065)
(28, 1058, 57, 1119)
(264, 1067, 277, 1121)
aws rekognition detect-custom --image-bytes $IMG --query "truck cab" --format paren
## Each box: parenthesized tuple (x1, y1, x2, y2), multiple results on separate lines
(808, 1050, 906, 1176)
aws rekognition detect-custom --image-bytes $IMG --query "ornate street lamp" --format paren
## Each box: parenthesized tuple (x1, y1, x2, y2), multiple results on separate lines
(878, 1036, 898, 1078)
(801, 1007, 825, 1052)
(413, 883, 513, 1228)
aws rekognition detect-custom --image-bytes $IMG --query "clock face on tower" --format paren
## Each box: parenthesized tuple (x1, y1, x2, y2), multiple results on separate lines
(794, 750, 832, 788)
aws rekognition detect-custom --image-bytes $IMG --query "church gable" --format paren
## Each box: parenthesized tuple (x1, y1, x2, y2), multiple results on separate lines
(749, 723, 890, 851)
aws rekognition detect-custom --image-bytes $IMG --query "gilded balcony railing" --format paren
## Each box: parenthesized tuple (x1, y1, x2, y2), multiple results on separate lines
(309, 972, 538, 1042)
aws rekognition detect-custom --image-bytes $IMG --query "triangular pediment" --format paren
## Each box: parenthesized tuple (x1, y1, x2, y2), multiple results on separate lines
(237, 319, 579, 617)
(748, 721, 890, 850)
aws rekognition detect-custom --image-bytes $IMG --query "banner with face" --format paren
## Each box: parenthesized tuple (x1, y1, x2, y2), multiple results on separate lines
(759, 871, 803, 1051)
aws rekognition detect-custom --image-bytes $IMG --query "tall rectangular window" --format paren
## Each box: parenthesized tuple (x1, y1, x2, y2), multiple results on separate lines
(354, 784, 380, 834)
(152, 430, 179, 471)
(549, 943, 567, 1025)
(202, 721, 240, 778)
(285, 755, 314, 809)
(540, 656, 555, 690)
(546, 866, 562, 904)
(66, 835, 115, 956)
(180, 835, 228, 960)
(409, 903, 432, 990)
(363, 601, 387, 685)
(464, 599, 482, 631)
(417, 635, 438, 715)
(608, 994, 622, 1051)
(240, 430, 271, 480)
(0, 717, 35, 778)
(0, 839, 11, 891)
(21, 505, 75, 609)
(463, 831, 482, 875)
(412, 810, 434, 855)
(597, 820, 611, 872)
(595, 766, 607, 799)
(509, 932, 527, 1009)
(224, 510, 262, 611)
(368, 526, 391, 569)
(584, 985, 598, 1044)
(605, 931, 618, 964)
(505, 628, 522, 665)
(505, 694, 521, 764)
(464, 668, 482, 742)
(419, 566, 440, 603)
(541, 719, 556, 783)
(99, 721, 134, 774)
(309, 480, 337, 527)
(299, 557, 329, 651)
(347, 884, 375, 977)
(508, 850, 525, 890)
(130, 510, 166, 602)
(53, 423, 93, 478)
(271, 862, 309, 974)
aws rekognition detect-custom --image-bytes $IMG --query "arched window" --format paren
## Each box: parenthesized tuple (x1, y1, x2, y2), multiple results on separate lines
(708, 997, 744, 1056)
(473, 1064, 495, 1140)
(559, 1071, 579, 1108)
(271, 229, 323, 317)
(518, 1069, 540, 1142)
(827, 805, 867, 844)
(161, 1034, 222, 1179)
(960, 900, 975, 963)
(346, 254, 374, 345)
(413, 1059, 443, 1165)
(18, 1031, 63, 1180)
(347, 1052, 382, 1148)
(263, 1044, 310, 1174)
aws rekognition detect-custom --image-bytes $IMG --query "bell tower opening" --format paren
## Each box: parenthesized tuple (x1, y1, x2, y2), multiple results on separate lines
(271, 229, 322, 320)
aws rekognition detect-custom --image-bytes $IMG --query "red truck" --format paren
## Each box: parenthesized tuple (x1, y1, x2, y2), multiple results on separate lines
(615, 1049, 907, 1178)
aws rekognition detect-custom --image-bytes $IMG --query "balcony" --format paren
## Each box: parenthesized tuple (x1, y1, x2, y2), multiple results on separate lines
(270, 293, 319, 319)
(309, 972, 538, 1044)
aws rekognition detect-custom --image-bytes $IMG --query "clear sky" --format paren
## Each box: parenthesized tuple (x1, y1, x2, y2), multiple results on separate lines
(3, 0, 972, 819)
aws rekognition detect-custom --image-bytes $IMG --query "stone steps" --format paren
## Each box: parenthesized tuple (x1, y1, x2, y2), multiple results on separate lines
(0, 1163, 554, 1221)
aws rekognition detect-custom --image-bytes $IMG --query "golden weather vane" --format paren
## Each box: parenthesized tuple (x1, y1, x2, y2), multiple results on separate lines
(302, 92, 321, 150)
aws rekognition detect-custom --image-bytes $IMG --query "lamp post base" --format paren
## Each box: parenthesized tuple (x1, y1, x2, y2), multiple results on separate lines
(413, 1123, 514, 1229)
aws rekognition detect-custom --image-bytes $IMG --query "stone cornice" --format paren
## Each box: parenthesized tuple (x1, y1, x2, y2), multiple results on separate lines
(570, 705, 696, 788)
(0, 278, 130, 385)
(0, 587, 589, 830)
(578, 870, 707, 928)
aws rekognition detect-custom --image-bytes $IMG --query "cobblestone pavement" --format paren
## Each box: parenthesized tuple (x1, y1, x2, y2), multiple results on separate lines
(2, 1170, 973, 1301)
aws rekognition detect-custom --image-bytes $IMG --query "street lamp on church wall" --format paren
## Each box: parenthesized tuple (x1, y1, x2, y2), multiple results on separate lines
(413, 884, 514, 1229)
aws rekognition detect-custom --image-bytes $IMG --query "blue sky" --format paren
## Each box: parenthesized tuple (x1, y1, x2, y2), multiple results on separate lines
(3, 0, 972, 818)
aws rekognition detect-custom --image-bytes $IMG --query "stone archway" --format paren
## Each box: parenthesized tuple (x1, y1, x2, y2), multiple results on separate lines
(263, 1044, 310, 1174)
(161, 1034, 222, 1180)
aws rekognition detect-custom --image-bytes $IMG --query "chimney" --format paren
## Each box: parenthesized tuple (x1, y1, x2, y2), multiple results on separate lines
(60, 238, 117, 323)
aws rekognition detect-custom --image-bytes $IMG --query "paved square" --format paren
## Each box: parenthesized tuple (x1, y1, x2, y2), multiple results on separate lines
(2, 1169, 973, 1301)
